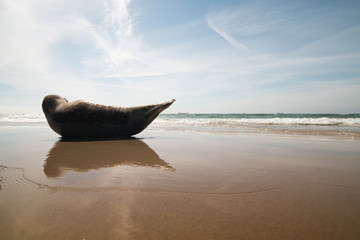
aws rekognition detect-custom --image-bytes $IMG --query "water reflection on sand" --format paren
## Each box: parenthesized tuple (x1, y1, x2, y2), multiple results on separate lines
(1, 128, 360, 239)
(43, 138, 175, 178)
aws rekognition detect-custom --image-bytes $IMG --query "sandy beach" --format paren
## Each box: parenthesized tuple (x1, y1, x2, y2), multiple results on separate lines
(1, 0, 359, 238)
(1, 126, 360, 239)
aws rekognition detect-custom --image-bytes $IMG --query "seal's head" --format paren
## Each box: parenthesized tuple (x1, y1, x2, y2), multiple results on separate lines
(42, 95, 68, 115)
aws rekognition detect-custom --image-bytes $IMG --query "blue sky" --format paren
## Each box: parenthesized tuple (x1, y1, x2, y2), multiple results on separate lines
(0, 0, 359, 113)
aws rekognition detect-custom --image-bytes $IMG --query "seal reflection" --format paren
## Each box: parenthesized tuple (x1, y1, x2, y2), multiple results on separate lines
(43, 139, 175, 178)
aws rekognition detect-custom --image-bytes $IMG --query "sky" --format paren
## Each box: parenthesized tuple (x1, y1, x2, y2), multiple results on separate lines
(0, 0, 359, 114)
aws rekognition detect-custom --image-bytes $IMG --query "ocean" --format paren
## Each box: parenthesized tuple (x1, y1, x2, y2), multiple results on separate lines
(1, 113, 360, 139)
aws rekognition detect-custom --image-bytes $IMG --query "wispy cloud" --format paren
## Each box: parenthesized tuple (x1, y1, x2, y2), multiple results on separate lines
(205, 0, 286, 52)
(206, 0, 360, 54)
(206, 17, 250, 52)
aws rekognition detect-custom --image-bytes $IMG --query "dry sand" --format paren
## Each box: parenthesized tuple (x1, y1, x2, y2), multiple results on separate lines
(1, 126, 360, 239)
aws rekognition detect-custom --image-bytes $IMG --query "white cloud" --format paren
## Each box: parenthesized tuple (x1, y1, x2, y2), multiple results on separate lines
(0, 0, 148, 100)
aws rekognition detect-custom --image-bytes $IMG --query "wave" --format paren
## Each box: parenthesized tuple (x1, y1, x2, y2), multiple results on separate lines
(2, 113, 360, 138)
(155, 116, 360, 127)
(1, 113, 360, 127)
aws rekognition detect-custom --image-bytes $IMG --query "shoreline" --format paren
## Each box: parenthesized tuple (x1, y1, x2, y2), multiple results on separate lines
(148, 125, 360, 141)
(1, 122, 360, 142)
(1, 112, 360, 141)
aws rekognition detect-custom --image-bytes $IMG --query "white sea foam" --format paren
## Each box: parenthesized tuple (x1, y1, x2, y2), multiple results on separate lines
(1, 113, 359, 126)
(0, 114, 46, 124)
(154, 117, 360, 127)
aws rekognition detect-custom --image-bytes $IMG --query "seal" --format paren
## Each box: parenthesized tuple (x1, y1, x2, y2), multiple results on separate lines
(42, 95, 175, 138)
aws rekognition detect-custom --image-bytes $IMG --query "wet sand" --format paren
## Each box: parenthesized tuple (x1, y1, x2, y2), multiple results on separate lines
(1, 127, 360, 239)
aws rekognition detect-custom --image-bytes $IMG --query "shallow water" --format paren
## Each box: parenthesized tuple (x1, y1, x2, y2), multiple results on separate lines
(1, 127, 360, 239)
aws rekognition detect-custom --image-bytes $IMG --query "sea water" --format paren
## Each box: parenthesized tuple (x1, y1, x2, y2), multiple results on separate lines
(152, 113, 360, 138)
(1, 113, 360, 138)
